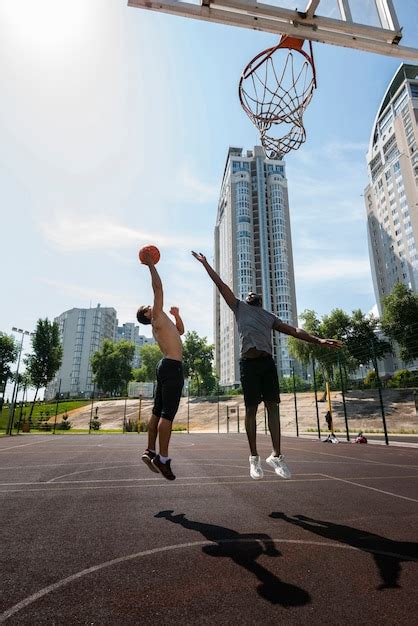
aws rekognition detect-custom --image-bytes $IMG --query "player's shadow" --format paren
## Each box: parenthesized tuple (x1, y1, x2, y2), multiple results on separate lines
(155, 510, 310, 606)
(270, 512, 418, 590)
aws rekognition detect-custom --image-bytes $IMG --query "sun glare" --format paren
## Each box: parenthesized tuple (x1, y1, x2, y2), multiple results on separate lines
(1, 0, 93, 48)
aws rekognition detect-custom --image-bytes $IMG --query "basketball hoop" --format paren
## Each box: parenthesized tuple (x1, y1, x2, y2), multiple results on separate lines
(239, 36, 316, 157)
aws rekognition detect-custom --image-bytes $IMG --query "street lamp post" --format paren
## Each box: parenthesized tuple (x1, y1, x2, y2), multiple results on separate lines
(7, 328, 33, 435)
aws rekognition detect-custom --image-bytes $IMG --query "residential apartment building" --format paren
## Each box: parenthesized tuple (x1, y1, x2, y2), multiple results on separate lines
(116, 322, 155, 368)
(214, 146, 298, 387)
(46, 304, 117, 399)
(365, 64, 418, 315)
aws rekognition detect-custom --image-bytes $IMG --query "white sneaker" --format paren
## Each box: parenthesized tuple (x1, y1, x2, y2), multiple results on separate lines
(266, 454, 291, 479)
(249, 455, 264, 480)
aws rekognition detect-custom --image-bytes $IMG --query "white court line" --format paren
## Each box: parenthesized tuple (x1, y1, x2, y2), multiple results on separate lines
(1, 537, 417, 623)
(286, 445, 418, 469)
(0, 439, 56, 452)
(2, 473, 418, 489)
(320, 473, 418, 503)
(2, 474, 418, 494)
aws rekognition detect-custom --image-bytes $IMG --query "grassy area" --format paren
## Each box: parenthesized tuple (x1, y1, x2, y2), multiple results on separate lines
(0, 400, 90, 431)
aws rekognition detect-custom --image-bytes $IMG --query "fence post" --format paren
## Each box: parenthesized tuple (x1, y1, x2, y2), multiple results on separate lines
(137, 394, 142, 434)
(312, 358, 321, 439)
(53, 379, 61, 435)
(123, 397, 127, 433)
(89, 383, 95, 434)
(217, 383, 220, 434)
(292, 364, 299, 437)
(371, 340, 389, 445)
(338, 355, 350, 441)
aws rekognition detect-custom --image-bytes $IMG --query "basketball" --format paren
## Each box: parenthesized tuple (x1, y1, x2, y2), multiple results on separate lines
(139, 245, 160, 264)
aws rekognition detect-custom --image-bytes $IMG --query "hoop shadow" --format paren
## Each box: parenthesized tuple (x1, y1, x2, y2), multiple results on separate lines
(270, 512, 418, 590)
(155, 510, 310, 606)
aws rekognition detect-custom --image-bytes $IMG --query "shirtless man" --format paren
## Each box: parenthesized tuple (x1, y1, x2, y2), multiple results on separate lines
(192, 251, 342, 480)
(137, 251, 184, 480)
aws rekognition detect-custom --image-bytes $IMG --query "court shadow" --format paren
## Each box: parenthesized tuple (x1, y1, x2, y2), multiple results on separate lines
(270, 512, 418, 590)
(155, 510, 310, 607)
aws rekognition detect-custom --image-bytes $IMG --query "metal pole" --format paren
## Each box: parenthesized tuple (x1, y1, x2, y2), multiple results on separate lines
(292, 364, 299, 437)
(371, 340, 389, 445)
(237, 406, 240, 433)
(138, 394, 142, 433)
(227, 406, 229, 433)
(312, 358, 321, 439)
(123, 396, 127, 433)
(187, 380, 190, 434)
(89, 384, 95, 434)
(217, 382, 220, 434)
(53, 379, 61, 434)
(338, 355, 350, 441)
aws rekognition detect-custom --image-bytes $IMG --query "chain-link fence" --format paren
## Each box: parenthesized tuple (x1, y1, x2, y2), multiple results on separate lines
(1, 382, 417, 440)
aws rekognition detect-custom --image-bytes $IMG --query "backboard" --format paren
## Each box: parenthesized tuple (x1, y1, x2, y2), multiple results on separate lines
(128, 0, 418, 60)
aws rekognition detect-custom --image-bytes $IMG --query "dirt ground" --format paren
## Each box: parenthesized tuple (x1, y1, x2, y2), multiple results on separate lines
(51, 389, 418, 434)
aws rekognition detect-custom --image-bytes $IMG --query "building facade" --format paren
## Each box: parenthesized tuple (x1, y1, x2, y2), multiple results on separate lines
(214, 146, 298, 387)
(116, 323, 155, 368)
(46, 304, 117, 399)
(365, 64, 418, 315)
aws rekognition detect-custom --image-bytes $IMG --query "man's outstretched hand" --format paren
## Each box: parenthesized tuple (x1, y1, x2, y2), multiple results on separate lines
(170, 307, 180, 317)
(320, 338, 344, 350)
(192, 251, 207, 264)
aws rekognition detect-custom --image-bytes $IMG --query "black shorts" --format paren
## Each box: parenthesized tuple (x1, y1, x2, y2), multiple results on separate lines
(239, 355, 280, 407)
(153, 358, 184, 422)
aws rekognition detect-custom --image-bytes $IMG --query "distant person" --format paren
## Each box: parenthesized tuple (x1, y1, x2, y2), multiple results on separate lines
(137, 251, 185, 481)
(192, 251, 342, 480)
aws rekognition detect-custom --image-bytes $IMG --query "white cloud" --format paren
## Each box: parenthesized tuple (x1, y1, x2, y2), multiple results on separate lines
(40, 214, 211, 252)
(174, 164, 219, 204)
(295, 257, 371, 282)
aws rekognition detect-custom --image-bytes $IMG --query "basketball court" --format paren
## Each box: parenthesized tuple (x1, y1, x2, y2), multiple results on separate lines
(1, 434, 417, 623)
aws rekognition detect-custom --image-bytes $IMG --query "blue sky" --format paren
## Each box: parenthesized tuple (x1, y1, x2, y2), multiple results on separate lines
(1, 0, 418, 370)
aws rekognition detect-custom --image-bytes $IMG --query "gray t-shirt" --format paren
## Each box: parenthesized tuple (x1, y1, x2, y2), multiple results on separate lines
(233, 299, 281, 356)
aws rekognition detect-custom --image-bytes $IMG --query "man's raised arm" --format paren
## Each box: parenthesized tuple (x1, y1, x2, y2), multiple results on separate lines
(141, 251, 163, 317)
(273, 319, 343, 350)
(192, 251, 236, 309)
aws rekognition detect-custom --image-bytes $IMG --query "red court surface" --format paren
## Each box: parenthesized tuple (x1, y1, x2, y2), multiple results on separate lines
(0, 433, 417, 624)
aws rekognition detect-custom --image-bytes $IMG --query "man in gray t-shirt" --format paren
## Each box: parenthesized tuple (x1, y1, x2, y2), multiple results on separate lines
(193, 251, 342, 481)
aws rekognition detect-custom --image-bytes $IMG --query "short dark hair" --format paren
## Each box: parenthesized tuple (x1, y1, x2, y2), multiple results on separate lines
(137, 306, 151, 325)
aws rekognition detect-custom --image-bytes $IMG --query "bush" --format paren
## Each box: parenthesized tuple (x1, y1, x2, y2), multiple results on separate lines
(388, 369, 418, 388)
(124, 418, 147, 432)
(90, 419, 101, 431)
(57, 414, 71, 430)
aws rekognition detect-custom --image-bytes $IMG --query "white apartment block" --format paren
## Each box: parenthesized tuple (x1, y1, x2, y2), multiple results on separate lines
(46, 304, 117, 399)
(116, 323, 155, 368)
(214, 146, 298, 387)
(365, 64, 418, 315)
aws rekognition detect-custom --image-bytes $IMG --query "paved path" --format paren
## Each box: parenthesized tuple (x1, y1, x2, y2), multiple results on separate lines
(1, 434, 417, 624)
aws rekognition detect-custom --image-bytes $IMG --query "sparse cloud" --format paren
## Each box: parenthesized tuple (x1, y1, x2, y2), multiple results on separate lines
(295, 257, 371, 282)
(39, 214, 211, 252)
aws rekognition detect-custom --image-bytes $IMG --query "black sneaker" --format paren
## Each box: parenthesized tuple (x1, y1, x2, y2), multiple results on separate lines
(141, 449, 160, 474)
(151, 455, 176, 481)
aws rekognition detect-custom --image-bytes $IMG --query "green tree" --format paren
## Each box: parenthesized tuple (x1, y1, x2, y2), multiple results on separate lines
(0, 333, 18, 406)
(132, 366, 148, 382)
(139, 344, 163, 381)
(25, 319, 63, 418)
(183, 331, 216, 396)
(91, 339, 135, 396)
(345, 309, 392, 367)
(381, 283, 418, 363)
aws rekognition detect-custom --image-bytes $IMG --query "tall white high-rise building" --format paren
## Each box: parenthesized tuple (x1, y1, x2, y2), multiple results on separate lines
(214, 146, 298, 388)
(46, 304, 117, 399)
(365, 64, 418, 314)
